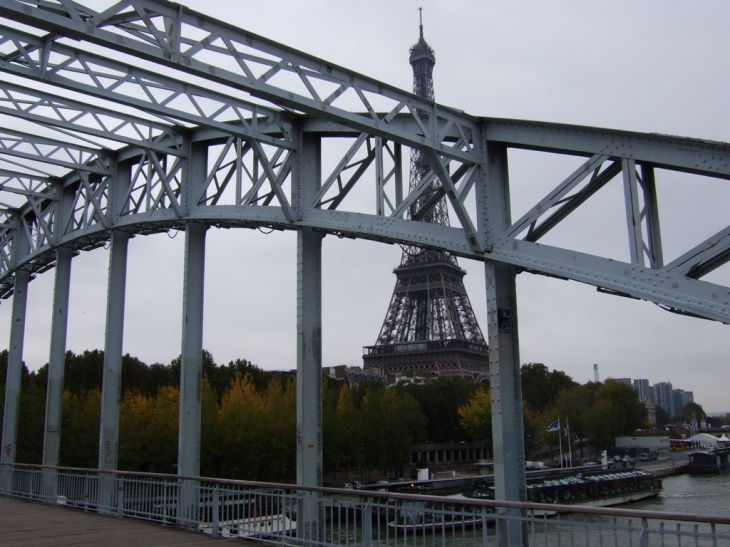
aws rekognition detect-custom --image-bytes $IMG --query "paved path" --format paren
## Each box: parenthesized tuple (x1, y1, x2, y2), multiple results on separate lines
(0, 496, 245, 546)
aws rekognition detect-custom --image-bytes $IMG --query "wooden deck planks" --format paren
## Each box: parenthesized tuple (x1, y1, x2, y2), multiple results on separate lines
(0, 496, 246, 546)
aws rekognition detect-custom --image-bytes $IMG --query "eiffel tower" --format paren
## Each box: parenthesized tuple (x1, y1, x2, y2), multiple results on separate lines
(363, 13, 489, 382)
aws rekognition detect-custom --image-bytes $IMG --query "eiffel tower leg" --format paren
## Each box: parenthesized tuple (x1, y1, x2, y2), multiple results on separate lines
(487, 261, 527, 546)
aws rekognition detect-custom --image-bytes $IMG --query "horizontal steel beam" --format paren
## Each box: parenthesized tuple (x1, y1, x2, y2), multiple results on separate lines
(485, 118, 730, 179)
(0, 0, 479, 164)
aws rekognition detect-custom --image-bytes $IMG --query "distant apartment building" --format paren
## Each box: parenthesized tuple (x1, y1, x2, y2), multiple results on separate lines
(633, 379, 653, 402)
(653, 382, 674, 416)
(672, 389, 694, 415)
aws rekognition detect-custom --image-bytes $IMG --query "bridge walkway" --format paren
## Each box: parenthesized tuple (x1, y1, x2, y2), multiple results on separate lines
(0, 496, 245, 546)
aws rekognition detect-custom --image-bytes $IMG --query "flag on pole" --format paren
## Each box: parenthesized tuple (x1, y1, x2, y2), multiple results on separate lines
(547, 418, 560, 432)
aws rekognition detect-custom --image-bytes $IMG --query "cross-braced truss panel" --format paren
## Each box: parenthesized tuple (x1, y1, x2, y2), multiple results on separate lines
(0, 0, 723, 326)
(200, 140, 293, 210)
(125, 151, 182, 217)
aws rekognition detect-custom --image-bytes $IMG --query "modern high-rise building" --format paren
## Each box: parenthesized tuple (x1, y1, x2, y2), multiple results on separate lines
(633, 379, 652, 402)
(653, 382, 674, 416)
(672, 389, 694, 415)
(613, 378, 632, 386)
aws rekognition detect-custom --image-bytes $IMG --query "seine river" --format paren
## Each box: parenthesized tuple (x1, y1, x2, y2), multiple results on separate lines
(630, 472, 730, 516)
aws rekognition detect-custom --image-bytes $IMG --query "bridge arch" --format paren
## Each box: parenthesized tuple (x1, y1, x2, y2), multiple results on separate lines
(0, 2, 727, 538)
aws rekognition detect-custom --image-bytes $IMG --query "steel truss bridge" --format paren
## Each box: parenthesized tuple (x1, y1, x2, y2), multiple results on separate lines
(0, 0, 728, 544)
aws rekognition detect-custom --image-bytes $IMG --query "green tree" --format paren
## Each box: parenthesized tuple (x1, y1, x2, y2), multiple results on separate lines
(357, 385, 386, 479)
(60, 388, 101, 467)
(322, 378, 341, 478)
(16, 374, 46, 464)
(119, 391, 151, 471)
(380, 388, 427, 475)
(218, 371, 264, 479)
(457, 387, 492, 449)
(335, 382, 359, 479)
(200, 375, 221, 477)
(554, 384, 595, 458)
(655, 405, 671, 427)
(258, 377, 296, 481)
(63, 350, 104, 393)
(146, 386, 179, 473)
(680, 402, 706, 425)
(521, 363, 576, 414)
(405, 377, 478, 442)
(583, 380, 647, 448)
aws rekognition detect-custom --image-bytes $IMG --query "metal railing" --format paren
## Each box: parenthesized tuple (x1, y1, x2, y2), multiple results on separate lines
(2, 463, 730, 546)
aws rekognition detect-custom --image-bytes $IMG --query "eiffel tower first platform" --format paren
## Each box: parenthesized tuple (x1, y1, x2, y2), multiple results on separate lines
(363, 15, 489, 383)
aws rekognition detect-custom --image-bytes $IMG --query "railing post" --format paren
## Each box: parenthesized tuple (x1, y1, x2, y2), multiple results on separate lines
(362, 501, 372, 547)
(638, 517, 649, 547)
(42, 467, 59, 504)
(99, 472, 116, 515)
(116, 475, 124, 518)
(212, 487, 220, 538)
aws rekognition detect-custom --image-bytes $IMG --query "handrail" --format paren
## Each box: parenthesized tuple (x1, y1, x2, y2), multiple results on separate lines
(3, 462, 729, 525)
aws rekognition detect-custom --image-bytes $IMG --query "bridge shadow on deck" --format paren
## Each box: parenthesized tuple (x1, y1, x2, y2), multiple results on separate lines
(0, 496, 245, 546)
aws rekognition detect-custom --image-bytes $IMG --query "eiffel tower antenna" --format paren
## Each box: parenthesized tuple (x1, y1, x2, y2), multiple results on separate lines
(363, 16, 489, 382)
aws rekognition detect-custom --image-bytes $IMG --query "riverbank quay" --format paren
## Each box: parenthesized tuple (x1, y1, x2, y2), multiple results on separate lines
(648, 462, 689, 477)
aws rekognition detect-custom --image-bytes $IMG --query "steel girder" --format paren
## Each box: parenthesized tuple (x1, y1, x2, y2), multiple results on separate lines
(0, 0, 726, 325)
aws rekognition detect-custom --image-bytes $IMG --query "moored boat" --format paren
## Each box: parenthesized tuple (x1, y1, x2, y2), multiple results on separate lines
(687, 447, 730, 474)
(466, 469, 661, 516)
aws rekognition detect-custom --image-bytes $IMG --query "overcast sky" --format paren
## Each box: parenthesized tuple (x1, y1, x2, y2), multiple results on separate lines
(1, 0, 728, 413)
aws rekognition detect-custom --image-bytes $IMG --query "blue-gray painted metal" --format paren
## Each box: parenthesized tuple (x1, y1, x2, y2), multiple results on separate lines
(99, 230, 129, 472)
(483, 141, 527, 546)
(0, 1, 727, 530)
(295, 130, 324, 542)
(0, 270, 28, 472)
(178, 220, 206, 527)
(42, 246, 73, 469)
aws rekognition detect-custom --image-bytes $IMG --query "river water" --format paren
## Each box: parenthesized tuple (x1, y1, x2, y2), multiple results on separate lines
(631, 472, 730, 517)
(350, 472, 730, 547)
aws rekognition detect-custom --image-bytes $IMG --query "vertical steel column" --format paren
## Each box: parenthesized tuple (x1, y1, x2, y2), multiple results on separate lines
(98, 230, 129, 472)
(178, 221, 206, 478)
(1, 269, 30, 491)
(97, 229, 129, 515)
(485, 261, 526, 544)
(1, 219, 30, 492)
(480, 137, 527, 547)
(177, 140, 207, 528)
(98, 157, 131, 481)
(294, 128, 323, 542)
(42, 246, 73, 499)
(296, 227, 323, 484)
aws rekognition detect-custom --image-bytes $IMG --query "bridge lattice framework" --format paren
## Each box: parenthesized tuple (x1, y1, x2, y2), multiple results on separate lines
(0, 0, 728, 542)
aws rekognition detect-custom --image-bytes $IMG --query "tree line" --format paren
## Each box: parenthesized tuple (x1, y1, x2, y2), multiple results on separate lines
(3, 351, 706, 482)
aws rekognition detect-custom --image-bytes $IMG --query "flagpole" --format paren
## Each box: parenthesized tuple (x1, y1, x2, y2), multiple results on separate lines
(567, 418, 572, 467)
(558, 418, 563, 468)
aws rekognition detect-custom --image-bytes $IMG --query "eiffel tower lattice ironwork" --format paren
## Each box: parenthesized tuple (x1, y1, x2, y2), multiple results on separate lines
(363, 14, 489, 382)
